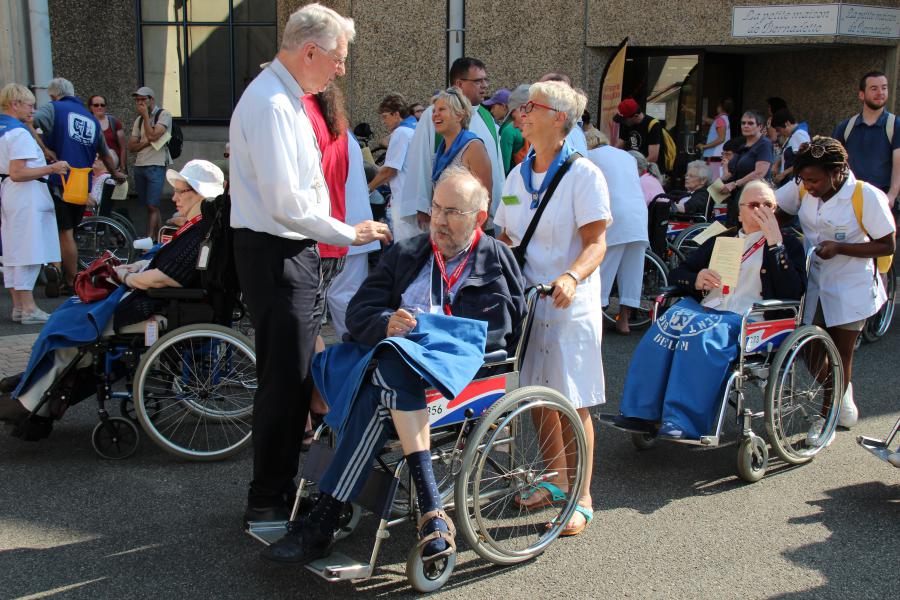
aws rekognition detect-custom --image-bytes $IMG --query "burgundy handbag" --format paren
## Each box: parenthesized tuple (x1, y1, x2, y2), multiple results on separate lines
(74, 251, 122, 303)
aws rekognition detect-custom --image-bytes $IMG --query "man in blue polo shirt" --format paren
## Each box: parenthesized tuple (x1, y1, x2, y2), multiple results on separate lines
(32, 77, 125, 296)
(833, 70, 900, 211)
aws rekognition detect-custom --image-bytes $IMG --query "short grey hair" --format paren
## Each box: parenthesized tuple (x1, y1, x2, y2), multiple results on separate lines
(433, 87, 472, 130)
(529, 81, 586, 134)
(436, 165, 489, 212)
(281, 3, 355, 52)
(47, 77, 74, 98)
(686, 160, 710, 183)
(741, 179, 776, 203)
(628, 149, 663, 183)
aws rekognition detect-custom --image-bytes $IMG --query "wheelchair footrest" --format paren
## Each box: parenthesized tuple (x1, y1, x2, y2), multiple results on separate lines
(857, 436, 895, 465)
(306, 551, 373, 581)
(245, 520, 288, 546)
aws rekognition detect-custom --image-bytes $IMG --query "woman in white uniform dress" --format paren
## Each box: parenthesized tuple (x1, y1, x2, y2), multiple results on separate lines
(0, 84, 67, 324)
(496, 81, 610, 536)
(775, 136, 895, 429)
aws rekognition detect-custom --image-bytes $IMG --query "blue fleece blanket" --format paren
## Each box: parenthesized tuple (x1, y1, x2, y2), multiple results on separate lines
(13, 286, 127, 398)
(619, 298, 743, 439)
(314, 312, 487, 435)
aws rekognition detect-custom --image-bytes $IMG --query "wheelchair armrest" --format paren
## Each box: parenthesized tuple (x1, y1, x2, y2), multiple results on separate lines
(655, 285, 689, 301)
(146, 288, 207, 300)
(482, 349, 508, 364)
(751, 299, 800, 309)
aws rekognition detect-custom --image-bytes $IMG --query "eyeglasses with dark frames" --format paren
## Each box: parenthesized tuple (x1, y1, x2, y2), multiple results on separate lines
(459, 77, 490, 86)
(519, 101, 558, 114)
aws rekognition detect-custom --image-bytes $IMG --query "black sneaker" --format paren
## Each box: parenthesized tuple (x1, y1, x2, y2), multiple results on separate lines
(43, 265, 61, 298)
(260, 518, 334, 565)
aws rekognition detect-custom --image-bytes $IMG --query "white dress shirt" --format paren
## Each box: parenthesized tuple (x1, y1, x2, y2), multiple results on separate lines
(228, 58, 356, 245)
(397, 104, 505, 219)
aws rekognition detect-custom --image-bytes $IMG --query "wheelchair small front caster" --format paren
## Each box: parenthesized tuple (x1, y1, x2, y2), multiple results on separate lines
(405, 545, 456, 593)
(333, 502, 362, 541)
(737, 435, 768, 483)
(631, 431, 657, 450)
(92, 417, 140, 459)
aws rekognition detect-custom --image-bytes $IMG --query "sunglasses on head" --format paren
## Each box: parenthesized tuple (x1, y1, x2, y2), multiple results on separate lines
(798, 141, 827, 158)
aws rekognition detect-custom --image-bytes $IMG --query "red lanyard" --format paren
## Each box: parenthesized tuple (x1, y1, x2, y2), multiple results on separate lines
(723, 236, 766, 295)
(429, 229, 482, 315)
(161, 214, 202, 244)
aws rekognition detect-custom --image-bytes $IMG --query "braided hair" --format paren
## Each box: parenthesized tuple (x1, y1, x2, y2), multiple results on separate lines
(791, 135, 849, 181)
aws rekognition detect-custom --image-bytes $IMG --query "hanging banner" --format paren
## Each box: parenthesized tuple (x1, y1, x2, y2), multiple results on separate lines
(598, 37, 628, 142)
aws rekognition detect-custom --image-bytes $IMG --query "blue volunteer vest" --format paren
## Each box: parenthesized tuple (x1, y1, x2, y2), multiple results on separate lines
(44, 96, 102, 187)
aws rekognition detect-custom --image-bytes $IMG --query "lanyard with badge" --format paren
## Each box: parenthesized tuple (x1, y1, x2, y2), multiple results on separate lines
(429, 229, 481, 315)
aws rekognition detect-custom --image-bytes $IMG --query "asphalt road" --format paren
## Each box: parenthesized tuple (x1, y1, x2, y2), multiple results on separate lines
(0, 314, 897, 600)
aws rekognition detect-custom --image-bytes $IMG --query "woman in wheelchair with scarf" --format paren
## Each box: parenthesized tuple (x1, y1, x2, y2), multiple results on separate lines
(0, 160, 225, 439)
(611, 180, 806, 440)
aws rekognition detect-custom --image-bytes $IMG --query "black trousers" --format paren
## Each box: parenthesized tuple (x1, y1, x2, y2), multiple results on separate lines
(233, 229, 323, 507)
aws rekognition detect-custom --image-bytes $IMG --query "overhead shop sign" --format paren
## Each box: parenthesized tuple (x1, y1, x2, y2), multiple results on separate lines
(733, 4, 899, 38)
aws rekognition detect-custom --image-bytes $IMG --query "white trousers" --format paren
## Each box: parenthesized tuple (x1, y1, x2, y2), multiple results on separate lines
(3, 264, 41, 290)
(600, 241, 647, 308)
(326, 253, 370, 341)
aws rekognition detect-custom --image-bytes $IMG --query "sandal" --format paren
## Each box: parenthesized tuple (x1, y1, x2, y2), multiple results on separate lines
(415, 509, 456, 563)
(558, 504, 593, 537)
(514, 482, 567, 510)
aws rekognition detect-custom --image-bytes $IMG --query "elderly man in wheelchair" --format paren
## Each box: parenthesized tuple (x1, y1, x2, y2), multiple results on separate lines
(258, 166, 526, 571)
(0, 161, 251, 459)
(602, 181, 841, 480)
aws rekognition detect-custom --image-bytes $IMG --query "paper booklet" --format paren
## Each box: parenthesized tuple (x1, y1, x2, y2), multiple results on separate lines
(692, 221, 728, 246)
(708, 236, 743, 289)
(707, 179, 729, 205)
(111, 181, 129, 200)
(150, 130, 171, 151)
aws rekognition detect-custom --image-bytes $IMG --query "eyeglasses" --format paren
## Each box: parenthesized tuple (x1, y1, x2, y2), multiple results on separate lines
(91, 103, 106, 108)
(172, 187, 194, 195)
(739, 201, 776, 209)
(740, 120, 759, 126)
(429, 203, 479, 220)
(798, 141, 827, 158)
(314, 43, 347, 68)
(459, 77, 489, 86)
(519, 101, 557, 114)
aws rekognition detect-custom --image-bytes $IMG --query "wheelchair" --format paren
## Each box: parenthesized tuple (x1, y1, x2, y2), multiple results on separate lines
(247, 286, 589, 592)
(861, 264, 897, 343)
(601, 248, 670, 331)
(74, 178, 137, 269)
(857, 415, 900, 468)
(599, 250, 844, 483)
(16, 195, 256, 462)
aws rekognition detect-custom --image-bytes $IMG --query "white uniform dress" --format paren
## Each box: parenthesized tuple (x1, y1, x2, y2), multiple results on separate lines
(588, 145, 649, 308)
(383, 124, 416, 240)
(496, 156, 612, 408)
(0, 128, 60, 273)
(775, 173, 895, 327)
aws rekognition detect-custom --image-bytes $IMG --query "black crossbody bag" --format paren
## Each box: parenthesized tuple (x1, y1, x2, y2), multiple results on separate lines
(511, 152, 581, 268)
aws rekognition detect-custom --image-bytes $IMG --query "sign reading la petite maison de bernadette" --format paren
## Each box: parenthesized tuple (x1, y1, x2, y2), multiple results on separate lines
(732, 3, 900, 38)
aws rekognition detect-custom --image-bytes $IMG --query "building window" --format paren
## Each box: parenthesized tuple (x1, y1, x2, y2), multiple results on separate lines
(138, 0, 277, 121)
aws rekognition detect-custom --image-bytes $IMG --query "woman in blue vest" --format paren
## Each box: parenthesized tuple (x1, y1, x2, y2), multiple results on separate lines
(0, 83, 69, 325)
(430, 88, 492, 200)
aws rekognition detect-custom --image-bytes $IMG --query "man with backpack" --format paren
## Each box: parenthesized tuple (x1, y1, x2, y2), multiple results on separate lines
(614, 98, 674, 172)
(128, 86, 178, 240)
(833, 71, 900, 211)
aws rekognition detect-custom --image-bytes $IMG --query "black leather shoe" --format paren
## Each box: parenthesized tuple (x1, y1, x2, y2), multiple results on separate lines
(0, 373, 22, 394)
(0, 393, 29, 424)
(612, 414, 656, 434)
(243, 505, 289, 529)
(260, 519, 334, 565)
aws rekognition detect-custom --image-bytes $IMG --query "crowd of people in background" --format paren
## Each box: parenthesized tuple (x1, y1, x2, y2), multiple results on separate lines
(0, 2, 898, 574)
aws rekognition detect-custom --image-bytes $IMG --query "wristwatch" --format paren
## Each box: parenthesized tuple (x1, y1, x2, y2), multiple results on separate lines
(564, 270, 580, 284)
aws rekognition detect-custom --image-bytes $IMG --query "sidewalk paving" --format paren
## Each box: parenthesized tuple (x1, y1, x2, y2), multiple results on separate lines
(0, 333, 37, 378)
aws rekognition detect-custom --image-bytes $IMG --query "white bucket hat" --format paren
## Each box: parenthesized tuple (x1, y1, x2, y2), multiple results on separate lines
(166, 159, 225, 199)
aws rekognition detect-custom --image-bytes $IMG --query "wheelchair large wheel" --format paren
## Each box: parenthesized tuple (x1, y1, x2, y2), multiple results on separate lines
(862, 266, 896, 342)
(110, 210, 138, 241)
(673, 222, 711, 258)
(602, 250, 669, 330)
(454, 386, 586, 565)
(765, 325, 843, 465)
(388, 427, 461, 517)
(133, 324, 256, 461)
(75, 216, 134, 269)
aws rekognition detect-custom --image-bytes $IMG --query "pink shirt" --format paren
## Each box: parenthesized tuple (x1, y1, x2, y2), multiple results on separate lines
(640, 173, 665, 205)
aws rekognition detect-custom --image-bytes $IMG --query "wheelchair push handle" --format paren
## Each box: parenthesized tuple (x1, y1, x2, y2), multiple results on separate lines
(531, 284, 555, 297)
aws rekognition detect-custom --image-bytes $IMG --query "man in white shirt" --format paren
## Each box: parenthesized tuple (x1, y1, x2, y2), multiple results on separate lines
(367, 93, 417, 238)
(396, 57, 505, 238)
(229, 3, 390, 528)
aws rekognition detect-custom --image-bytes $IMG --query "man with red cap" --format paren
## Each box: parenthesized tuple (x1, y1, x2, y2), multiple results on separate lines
(614, 98, 662, 166)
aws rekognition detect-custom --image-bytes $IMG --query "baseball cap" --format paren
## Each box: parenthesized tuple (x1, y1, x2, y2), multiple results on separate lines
(132, 86, 155, 98)
(166, 160, 225, 199)
(613, 98, 640, 123)
(483, 88, 511, 107)
(507, 85, 532, 113)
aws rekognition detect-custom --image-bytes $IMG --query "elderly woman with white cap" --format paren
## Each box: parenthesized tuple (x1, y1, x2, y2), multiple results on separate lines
(0, 160, 225, 426)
